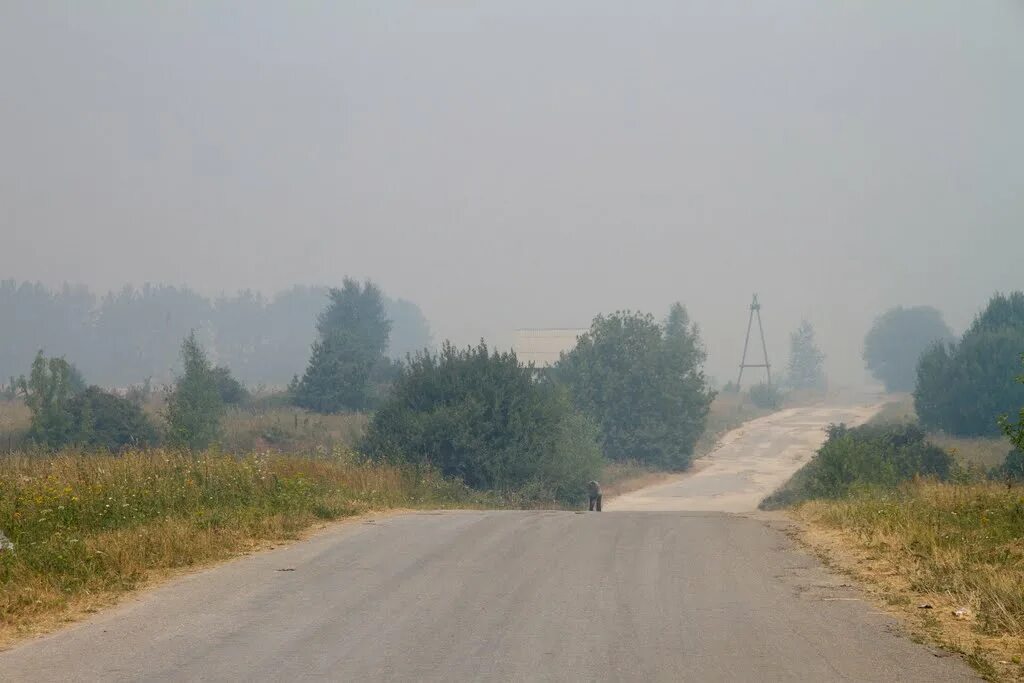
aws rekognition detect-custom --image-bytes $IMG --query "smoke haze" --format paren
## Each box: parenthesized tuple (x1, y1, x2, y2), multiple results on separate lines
(3, 1, 1022, 384)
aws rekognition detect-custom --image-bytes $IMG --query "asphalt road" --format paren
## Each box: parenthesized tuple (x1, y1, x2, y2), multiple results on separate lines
(0, 404, 978, 682)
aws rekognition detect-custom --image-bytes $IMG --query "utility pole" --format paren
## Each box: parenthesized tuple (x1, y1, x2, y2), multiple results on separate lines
(736, 294, 771, 390)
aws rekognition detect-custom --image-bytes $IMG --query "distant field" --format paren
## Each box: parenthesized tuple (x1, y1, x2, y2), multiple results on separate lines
(0, 396, 367, 454)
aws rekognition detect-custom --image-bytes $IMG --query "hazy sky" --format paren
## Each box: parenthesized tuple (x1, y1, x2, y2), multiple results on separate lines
(3, 1, 1022, 384)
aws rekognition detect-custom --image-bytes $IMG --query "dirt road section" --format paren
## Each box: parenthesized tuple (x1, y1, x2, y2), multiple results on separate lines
(607, 403, 881, 512)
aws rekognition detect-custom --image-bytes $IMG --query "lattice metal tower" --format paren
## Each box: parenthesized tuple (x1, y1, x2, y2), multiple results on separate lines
(736, 294, 771, 389)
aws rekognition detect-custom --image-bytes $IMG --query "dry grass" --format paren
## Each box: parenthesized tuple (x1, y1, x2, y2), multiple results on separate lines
(795, 481, 1024, 680)
(868, 394, 917, 425)
(930, 434, 1013, 474)
(0, 448, 494, 644)
(0, 399, 30, 452)
(220, 407, 368, 452)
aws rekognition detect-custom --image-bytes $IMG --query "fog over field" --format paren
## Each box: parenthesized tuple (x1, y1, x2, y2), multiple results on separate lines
(2, 1, 1022, 384)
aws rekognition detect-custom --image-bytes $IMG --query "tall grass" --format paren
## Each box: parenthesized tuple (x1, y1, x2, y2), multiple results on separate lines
(0, 448, 489, 639)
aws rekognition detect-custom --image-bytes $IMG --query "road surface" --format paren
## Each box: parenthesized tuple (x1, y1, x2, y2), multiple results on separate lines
(0, 403, 977, 682)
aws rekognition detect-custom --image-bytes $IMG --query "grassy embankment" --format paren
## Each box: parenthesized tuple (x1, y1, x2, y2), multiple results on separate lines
(0, 448, 500, 645)
(778, 395, 1023, 680)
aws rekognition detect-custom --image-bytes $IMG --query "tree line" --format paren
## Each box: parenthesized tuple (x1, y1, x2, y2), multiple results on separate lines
(0, 280, 432, 388)
(861, 292, 1024, 439)
(6, 280, 721, 505)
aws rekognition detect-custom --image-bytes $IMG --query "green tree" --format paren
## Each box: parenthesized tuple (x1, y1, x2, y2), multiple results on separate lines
(362, 342, 603, 501)
(16, 351, 84, 448)
(555, 306, 715, 469)
(915, 293, 1024, 436)
(293, 279, 392, 413)
(787, 320, 826, 391)
(863, 306, 954, 392)
(165, 333, 223, 450)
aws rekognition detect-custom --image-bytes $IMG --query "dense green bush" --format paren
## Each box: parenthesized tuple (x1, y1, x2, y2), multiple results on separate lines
(863, 306, 954, 392)
(760, 423, 953, 509)
(211, 366, 249, 405)
(915, 293, 1024, 436)
(68, 387, 159, 450)
(555, 305, 714, 470)
(991, 450, 1024, 484)
(362, 342, 604, 502)
(748, 382, 781, 409)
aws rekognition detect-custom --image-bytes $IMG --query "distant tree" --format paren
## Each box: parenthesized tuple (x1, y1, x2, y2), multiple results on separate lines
(292, 279, 392, 413)
(165, 333, 223, 449)
(211, 366, 249, 405)
(555, 306, 714, 469)
(92, 284, 212, 386)
(0, 280, 95, 385)
(863, 306, 954, 392)
(915, 293, 1024, 436)
(362, 342, 604, 501)
(787, 320, 826, 391)
(383, 297, 433, 358)
(16, 351, 84, 448)
(68, 387, 159, 450)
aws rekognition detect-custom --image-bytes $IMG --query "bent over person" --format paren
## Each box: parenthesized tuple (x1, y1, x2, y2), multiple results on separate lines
(587, 481, 602, 511)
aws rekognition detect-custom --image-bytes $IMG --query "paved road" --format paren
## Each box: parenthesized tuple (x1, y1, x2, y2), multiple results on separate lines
(0, 404, 977, 682)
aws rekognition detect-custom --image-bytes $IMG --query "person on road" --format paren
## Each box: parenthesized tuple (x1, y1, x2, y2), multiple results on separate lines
(587, 481, 602, 511)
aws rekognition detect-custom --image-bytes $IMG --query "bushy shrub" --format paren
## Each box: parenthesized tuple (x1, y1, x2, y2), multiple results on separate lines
(362, 342, 604, 502)
(915, 293, 1024, 436)
(211, 366, 249, 405)
(748, 382, 781, 409)
(991, 450, 1024, 484)
(761, 423, 953, 508)
(68, 387, 159, 450)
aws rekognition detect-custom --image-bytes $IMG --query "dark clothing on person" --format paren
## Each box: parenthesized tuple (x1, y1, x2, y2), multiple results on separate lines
(587, 481, 602, 512)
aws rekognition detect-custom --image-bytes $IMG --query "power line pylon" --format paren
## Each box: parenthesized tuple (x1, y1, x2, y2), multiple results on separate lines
(736, 294, 771, 389)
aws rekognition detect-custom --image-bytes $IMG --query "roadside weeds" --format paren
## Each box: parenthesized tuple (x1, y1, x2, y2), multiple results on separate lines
(788, 503, 1024, 682)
